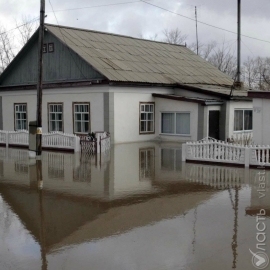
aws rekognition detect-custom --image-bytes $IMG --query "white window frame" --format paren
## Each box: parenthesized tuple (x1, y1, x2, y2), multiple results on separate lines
(140, 102, 155, 134)
(14, 103, 27, 130)
(233, 109, 253, 132)
(48, 103, 63, 132)
(73, 103, 90, 134)
(160, 112, 191, 136)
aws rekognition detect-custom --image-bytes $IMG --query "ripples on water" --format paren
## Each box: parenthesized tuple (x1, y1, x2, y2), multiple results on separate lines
(0, 142, 269, 270)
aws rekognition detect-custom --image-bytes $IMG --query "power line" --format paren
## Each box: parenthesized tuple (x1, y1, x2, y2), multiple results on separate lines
(140, 0, 270, 45)
(48, 0, 88, 80)
(0, 17, 39, 36)
(48, 1, 141, 13)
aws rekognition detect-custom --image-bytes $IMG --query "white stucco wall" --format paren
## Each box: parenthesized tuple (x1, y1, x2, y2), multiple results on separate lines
(1, 86, 106, 133)
(252, 98, 270, 145)
(112, 87, 173, 143)
(155, 97, 199, 142)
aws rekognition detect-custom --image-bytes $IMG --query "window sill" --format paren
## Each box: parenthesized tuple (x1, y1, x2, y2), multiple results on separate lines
(139, 132, 155, 135)
(233, 130, 253, 133)
(160, 133, 191, 137)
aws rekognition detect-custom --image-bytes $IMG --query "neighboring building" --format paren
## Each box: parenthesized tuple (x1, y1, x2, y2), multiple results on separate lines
(248, 91, 270, 145)
(0, 24, 252, 144)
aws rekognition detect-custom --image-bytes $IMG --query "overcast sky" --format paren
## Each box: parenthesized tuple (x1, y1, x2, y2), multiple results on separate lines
(1, 0, 270, 61)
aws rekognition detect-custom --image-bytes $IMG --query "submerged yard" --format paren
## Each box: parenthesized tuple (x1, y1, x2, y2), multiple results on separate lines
(0, 142, 269, 270)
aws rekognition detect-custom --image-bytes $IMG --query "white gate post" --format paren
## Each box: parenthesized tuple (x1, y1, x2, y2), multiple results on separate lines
(182, 144, 186, 162)
(244, 147, 250, 168)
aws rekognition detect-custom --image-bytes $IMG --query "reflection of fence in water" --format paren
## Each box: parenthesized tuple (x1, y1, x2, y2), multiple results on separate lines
(185, 164, 245, 188)
(73, 153, 93, 182)
(47, 152, 65, 180)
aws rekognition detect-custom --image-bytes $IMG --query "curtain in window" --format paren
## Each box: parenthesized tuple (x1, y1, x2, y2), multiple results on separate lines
(234, 110, 243, 131)
(176, 113, 190, 134)
(161, 113, 175, 133)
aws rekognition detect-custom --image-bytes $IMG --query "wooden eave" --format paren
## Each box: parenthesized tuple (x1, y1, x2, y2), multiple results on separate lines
(152, 93, 223, 105)
(248, 91, 270, 99)
(0, 79, 109, 91)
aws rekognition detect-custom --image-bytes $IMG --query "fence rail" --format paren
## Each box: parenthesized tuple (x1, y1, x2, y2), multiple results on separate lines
(182, 138, 270, 168)
(0, 130, 80, 152)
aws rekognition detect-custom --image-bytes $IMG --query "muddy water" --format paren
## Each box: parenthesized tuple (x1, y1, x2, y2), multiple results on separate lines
(0, 142, 269, 270)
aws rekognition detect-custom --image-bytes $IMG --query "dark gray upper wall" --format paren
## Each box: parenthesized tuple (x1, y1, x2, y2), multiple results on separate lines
(0, 31, 105, 86)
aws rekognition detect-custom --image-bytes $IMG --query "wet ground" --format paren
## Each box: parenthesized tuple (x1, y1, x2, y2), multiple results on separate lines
(0, 141, 269, 270)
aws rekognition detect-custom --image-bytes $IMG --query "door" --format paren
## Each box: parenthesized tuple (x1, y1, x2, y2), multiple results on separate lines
(208, 110, 220, 140)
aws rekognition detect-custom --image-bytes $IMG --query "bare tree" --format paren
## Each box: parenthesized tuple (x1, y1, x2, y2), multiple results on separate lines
(16, 15, 38, 47)
(163, 28, 188, 45)
(188, 40, 216, 59)
(207, 41, 237, 77)
(0, 26, 15, 73)
(242, 57, 270, 90)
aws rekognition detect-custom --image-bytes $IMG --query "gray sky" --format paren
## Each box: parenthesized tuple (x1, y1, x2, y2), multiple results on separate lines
(1, 0, 270, 60)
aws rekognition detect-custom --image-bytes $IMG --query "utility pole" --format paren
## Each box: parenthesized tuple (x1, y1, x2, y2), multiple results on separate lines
(195, 6, 199, 55)
(37, 0, 45, 156)
(235, 0, 242, 87)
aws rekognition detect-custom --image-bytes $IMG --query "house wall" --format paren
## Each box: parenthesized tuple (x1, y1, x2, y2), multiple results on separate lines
(253, 98, 270, 145)
(0, 86, 107, 133)
(112, 86, 173, 144)
(155, 97, 199, 142)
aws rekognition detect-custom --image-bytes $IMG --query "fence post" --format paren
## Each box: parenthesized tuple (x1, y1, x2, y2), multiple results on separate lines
(74, 136, 80, 152)
(244, 147, 250, 168)
(182, 143, 186, 162)
(5, 131, 8, 147)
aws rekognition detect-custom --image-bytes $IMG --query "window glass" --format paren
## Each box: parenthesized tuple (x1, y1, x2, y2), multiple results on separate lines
(140, 103, 154, 133)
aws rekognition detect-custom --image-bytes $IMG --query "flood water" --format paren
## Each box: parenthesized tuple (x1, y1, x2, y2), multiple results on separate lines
(0, 141, 269, 270)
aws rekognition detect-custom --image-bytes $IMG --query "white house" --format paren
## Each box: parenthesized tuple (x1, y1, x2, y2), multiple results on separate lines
(248, 91, 270, 145)
(0, 24, 252, 144)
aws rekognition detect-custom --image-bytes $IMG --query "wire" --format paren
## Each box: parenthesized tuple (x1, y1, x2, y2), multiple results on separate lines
(0, 17, 40, 36)
(48, 0, 88, 80)
(140, 0, 270, 45)
(48, 1, 141, 13)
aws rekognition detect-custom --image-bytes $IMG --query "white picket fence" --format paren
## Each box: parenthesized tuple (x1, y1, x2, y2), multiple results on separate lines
(182, 138, 270, 168)
(0, 130, 80, 152)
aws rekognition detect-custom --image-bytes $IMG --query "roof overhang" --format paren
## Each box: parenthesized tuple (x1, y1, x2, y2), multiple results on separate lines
(152, 93, 224, 106)
(248, 91, 270, 99)
(175, 83, 251, 101)
(0, 79, 109, 91)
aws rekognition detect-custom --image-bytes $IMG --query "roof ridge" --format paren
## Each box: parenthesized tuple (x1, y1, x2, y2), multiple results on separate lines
(44, 23, 187, 47)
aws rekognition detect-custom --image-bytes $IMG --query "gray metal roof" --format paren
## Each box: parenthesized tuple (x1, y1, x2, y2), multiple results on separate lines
(46, 24, 234, 87)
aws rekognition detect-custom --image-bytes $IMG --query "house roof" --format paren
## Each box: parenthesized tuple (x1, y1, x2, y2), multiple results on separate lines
(45, 24, 234, 87)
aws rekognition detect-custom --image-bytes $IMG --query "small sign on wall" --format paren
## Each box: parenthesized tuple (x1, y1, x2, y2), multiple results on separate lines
(254, 107, 261, 113)
(36, 127, 42, 134)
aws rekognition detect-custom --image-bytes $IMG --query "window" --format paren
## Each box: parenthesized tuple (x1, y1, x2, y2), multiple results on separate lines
(43, 43, 47, 53)
(234, 109, 252, 131)
(48, 43, 54, 53)
(14, 104, 27, 130)
(140, 103, 154, 134)
(73, 103, 90, 134)
(161, 112, 190, 135)
(48, 103, 63, 132)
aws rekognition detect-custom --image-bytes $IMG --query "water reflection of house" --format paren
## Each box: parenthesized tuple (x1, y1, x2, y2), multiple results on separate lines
(0, 142, 256, 268)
